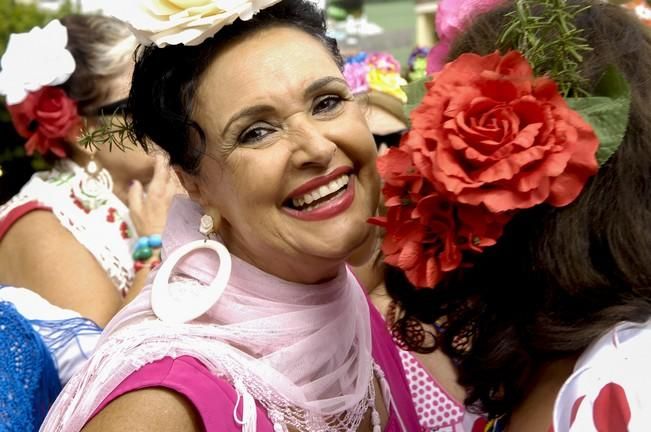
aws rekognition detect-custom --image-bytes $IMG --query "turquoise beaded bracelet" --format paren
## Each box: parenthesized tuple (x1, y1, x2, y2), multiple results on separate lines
(132, 234, 163, 262)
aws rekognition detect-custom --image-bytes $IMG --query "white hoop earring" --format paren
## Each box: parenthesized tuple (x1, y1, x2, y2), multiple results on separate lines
(151, 239, 232, 323)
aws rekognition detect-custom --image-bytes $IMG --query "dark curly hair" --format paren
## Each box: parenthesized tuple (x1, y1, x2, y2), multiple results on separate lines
(128, 0, 343, 174)
(385, 0, 651, 418)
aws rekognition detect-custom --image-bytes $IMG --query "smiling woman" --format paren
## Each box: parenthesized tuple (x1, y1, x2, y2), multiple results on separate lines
(41, 1, 421, 432)
(182, 26, 380, 284)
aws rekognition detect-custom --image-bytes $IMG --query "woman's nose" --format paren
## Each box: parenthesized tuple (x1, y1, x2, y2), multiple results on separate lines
(288, 119, 337, 169)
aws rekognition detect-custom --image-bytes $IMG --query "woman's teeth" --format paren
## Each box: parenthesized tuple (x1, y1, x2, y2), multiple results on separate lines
(291, 175, 349, 210)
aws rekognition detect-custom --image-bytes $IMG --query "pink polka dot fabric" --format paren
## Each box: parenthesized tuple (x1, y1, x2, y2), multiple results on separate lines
(398, 349, 464, 432)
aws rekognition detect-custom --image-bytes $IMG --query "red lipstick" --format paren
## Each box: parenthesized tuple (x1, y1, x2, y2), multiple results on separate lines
(286, 166, 353, 200)
(283, 176, 356, 221)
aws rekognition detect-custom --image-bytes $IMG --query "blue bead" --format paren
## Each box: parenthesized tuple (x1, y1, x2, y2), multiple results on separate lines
(136, 237, 149, 249)
(147, 234, 162, 248)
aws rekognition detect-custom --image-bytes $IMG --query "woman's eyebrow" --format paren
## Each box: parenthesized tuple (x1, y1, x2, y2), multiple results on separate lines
(304, 76, 348, 98)
(222, 105, 275, 137)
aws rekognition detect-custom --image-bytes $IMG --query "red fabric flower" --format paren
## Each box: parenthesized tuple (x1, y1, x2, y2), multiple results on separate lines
(371, 51, 599, 289)
(371, 195, 507, 288)
(8, 86, 81, 158)
(411, 50, 598, 212)
(371, 145, 509, 288)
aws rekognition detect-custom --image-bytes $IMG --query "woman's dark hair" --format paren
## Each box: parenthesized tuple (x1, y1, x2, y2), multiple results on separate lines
(128, 0, 343, 174)
(385, 0, 651, 418)
(60, 14, 137, 115)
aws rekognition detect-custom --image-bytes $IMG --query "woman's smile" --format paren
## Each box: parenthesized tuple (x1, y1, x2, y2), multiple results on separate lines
(283, 166, 356, 220)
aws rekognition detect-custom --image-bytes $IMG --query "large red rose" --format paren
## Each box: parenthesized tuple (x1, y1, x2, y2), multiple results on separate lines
(410, 50, 599, 212)
(8, 86, 81, 158)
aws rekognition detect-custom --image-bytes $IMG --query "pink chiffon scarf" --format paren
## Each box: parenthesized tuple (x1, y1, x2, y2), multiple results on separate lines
(41, 197, 376, 431)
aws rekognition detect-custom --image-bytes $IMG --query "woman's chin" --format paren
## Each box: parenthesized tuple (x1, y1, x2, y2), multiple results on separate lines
(298, 228, 375, 266)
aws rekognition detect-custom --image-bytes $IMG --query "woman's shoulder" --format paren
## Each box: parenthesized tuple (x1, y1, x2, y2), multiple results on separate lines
(0, 192, 51, 241)
(0, 208, 123, 326)
(90, 356, 274, 432)
(0, 209, 77, 272)
(0, 160, 136, 298)
(82, 386, 203, 432)
(553, 319, 651, 431)
(0, 161, 82, 242)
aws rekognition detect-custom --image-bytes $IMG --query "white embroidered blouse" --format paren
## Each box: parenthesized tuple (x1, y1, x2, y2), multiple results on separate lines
(0, 160, 137, 296)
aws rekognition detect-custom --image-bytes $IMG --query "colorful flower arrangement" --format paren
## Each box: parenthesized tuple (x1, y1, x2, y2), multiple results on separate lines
(0, 19, 80, 158)
(343, 51, 408, 103)
(370, 48, 629, 288)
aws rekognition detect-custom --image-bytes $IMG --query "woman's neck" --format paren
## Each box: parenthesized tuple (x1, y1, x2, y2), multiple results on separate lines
(507, 355, 579, 432)
(109, 174, 130, 204)
(69, 151, 130, 204)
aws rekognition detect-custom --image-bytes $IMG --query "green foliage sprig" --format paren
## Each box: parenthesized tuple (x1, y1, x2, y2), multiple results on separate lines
(78, 115, 139, 153)
(499, 0, 593, 96)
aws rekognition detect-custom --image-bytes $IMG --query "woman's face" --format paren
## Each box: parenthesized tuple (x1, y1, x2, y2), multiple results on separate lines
(186, 26, 380, 284)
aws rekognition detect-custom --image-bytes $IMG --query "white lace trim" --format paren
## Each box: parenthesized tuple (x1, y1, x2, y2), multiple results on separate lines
(0, 160, 136, 295)
(54, 318, 391, 432)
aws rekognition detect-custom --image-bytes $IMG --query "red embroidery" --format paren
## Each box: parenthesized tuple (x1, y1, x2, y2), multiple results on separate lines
(106, 207, 117, 223)
(70, 191, 90, 214)
(593, 383, 631, 432)
(120, 221, 131, 239)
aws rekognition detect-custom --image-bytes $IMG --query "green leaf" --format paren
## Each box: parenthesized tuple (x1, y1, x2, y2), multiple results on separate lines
(566, 65, 630, 166)
(402, 76, 431, 125)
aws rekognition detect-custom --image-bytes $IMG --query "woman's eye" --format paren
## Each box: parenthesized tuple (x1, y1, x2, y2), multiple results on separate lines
(313, 95, 344, 115)
(238, 126, 274, 144)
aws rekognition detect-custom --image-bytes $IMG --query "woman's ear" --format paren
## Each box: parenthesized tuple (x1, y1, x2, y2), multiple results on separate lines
(175, 168, 200, 200)
(175, 168, 223, 235)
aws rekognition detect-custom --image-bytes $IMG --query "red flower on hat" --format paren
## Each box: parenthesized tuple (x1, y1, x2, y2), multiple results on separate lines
(8, 86, 81, 158)
(371, 50, 599, 288)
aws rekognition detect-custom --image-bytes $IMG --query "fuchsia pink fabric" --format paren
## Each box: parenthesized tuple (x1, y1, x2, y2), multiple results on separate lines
(94, 295, 419, 431)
